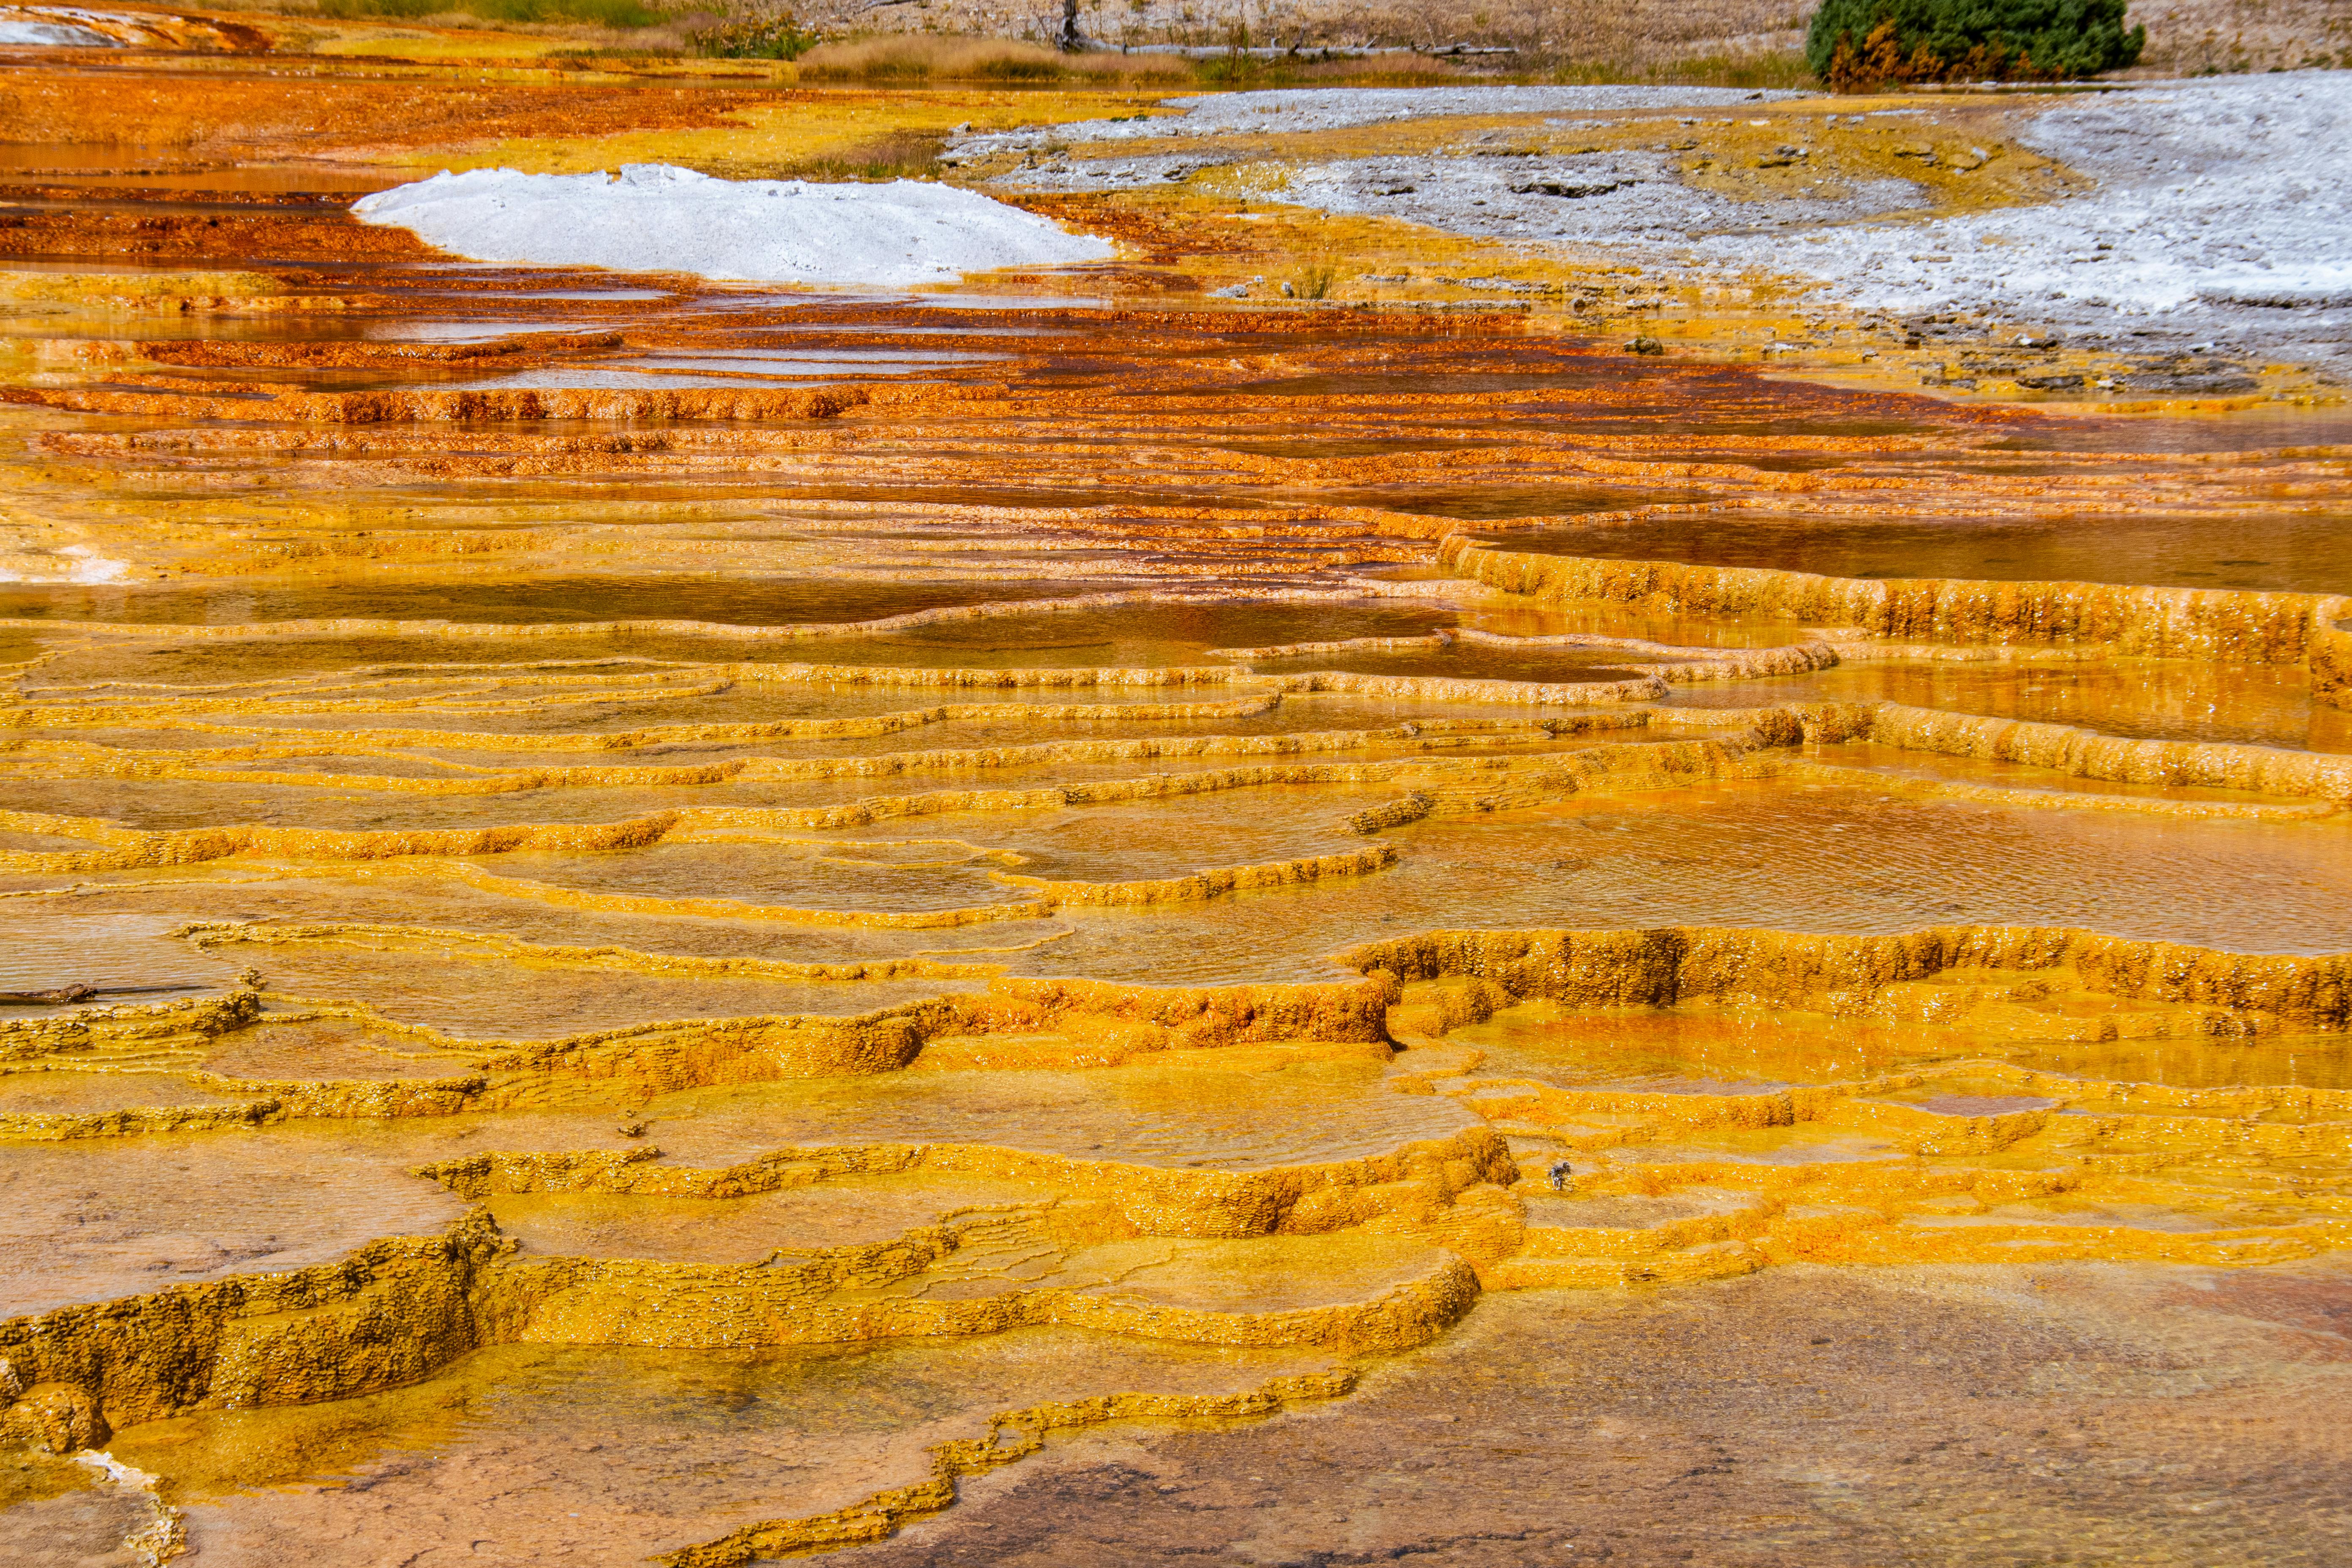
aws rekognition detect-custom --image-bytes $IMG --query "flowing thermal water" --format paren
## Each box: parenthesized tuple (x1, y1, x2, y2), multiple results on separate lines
(3, 74, 2352, 1568)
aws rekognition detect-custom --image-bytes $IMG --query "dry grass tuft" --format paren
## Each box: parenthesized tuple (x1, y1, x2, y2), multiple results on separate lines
(768, 128, 949, 180)
(2121, 0, 2352, 72)
(1543, 48, 1815, 86)
(795, 34, 1190, 80)
(788, 0, 1816, 79)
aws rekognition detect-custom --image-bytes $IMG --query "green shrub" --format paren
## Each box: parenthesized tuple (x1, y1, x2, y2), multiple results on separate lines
(692, 13, 818, 58)
(1805, 0, 2145, 88)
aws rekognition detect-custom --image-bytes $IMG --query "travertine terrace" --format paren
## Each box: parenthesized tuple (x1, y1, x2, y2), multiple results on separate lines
(2, 14, 2351, 1568)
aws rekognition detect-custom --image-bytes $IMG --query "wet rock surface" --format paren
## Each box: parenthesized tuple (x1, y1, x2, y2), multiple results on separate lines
(848, 1263, 2352, 1566)
(0, 27, 2349, 1567)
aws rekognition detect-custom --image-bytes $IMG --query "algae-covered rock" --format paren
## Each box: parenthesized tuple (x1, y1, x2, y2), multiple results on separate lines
(1, 1381, 110, 1455)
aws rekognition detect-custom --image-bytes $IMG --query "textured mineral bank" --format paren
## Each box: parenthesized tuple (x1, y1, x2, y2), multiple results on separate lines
(352, 163, 1116, 286)
(1686, 73, 2352, 351)
(0, 17, 114, 45)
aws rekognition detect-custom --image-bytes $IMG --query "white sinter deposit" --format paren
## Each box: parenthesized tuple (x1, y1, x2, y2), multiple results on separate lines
(0, 7, 118, 45)
(351, 163, 1115, 286)
(956, 85, 1796, 153)
(963, 74, 2350, 370)
(1683, 74, 2352, 361)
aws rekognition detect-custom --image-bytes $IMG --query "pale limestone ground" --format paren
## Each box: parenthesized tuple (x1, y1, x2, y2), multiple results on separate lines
(962, 74, 2352, 376)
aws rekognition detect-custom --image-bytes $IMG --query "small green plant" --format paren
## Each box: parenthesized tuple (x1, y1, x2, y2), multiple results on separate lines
(1194, 21, 1259, 86)
(1807, 0, 2145, 89)
(1295, 262, 1338, 301)
(693, 12, 819, 59)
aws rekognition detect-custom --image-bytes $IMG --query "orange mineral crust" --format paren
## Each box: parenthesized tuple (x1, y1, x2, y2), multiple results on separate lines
(2, 23, 2350, 1568)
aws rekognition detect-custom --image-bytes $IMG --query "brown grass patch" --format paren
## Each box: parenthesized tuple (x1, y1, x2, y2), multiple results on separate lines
(770, 128, 949, 181)
(795, 34, 1190, 82)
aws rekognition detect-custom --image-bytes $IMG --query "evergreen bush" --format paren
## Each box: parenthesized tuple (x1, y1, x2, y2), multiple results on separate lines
(1806, 0, 2145, 88)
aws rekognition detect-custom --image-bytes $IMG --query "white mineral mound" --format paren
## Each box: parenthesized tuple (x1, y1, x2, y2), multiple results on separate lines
(0, 16, 116, 45)
(351, 163, 1116, 286)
